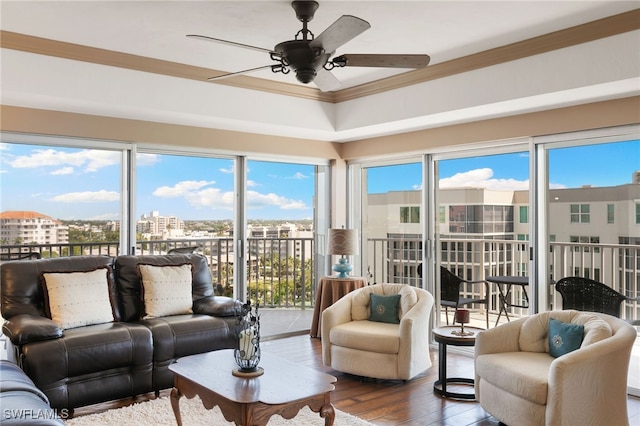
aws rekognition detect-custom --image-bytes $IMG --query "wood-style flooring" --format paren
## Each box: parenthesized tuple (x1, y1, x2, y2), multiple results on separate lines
(73, 333, 640, 425)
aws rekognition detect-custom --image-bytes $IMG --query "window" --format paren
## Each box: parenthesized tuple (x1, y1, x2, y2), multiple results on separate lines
(439, 206, 445, 223)
(400, 206, 420, 223)
(519, 206, 528, 223)
(636, 203, 640, 225)
(607, 204, 615, 224)
(570, 204, 590, 223)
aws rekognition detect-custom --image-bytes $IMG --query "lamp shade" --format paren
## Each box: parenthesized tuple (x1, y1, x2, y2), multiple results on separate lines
(327, 228, 359, 256)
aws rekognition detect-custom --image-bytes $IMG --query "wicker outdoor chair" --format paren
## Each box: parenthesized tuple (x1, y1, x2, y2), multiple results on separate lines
(439, 266, 490, 329)
(167, 246, 200, 254)
(555, 276, 640, 325)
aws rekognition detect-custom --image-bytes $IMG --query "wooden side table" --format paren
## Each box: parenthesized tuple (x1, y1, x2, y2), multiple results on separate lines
(432, 325, 483, 400)
(310, 276, 366, 338)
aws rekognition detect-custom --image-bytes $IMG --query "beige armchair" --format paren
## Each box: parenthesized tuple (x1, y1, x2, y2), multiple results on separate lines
(321, 283, 434, 380)
(475, 310, 636, 426)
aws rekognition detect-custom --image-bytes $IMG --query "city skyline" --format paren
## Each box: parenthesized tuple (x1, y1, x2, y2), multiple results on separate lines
(1, 139, 638, 221)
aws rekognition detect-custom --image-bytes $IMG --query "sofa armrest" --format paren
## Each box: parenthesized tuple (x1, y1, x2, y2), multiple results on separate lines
(321, 292, 356, 365)
(192, 296, 241, 317)
(546, 322, 636, 426)
(398, 289, 434, 379)
(2, 314, 63, 346)
(474, 317, 524, 356)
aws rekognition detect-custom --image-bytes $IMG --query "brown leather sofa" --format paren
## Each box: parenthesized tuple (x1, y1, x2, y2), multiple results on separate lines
(1, 254, 239, 411)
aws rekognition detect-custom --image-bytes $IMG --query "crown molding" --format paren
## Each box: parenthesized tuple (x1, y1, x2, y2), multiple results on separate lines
(334, 9, 640, 102)
(1, 9, 638, 104)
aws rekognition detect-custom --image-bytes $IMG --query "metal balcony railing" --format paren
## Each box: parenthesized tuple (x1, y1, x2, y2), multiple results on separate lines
(0, 237, 315, 310)
(2, 237, 638, 322)
(365, 237, 640, 323)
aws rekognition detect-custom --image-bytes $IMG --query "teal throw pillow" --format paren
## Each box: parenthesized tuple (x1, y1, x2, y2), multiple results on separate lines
(369, 293, 401, 324)
(549, 318, 584, 358)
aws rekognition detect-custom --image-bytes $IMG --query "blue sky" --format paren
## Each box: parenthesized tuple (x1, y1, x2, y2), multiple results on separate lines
(1, 139, 638, 221)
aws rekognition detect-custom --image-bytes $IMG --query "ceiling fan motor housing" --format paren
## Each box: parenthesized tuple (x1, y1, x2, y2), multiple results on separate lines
(274, 40, 330, 84)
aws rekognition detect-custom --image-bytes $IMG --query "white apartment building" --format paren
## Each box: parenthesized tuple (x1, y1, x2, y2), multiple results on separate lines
(366, 178, 640, 290)
(0, 211, 69, 246)
(136, 211, 185, 238)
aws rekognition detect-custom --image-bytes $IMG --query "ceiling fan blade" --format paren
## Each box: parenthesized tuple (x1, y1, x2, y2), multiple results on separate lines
(309, 15, 371, 53)
(187, 34, 274, 54)
(207, 65, 278, 81)
(333, 54, 431, 69)
(313, 68, 342, 92)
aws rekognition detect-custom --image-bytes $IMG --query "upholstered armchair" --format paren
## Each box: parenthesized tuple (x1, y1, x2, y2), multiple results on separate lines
(321, 283, 434, 381)
(475, 310, 636, 426)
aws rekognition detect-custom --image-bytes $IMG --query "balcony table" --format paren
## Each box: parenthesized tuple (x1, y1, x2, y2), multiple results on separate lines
(487, 275, 530, 326)
(310, 276, 366, 338)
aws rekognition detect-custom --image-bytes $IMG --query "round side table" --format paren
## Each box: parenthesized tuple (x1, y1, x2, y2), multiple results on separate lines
(432, 325, 483, 400)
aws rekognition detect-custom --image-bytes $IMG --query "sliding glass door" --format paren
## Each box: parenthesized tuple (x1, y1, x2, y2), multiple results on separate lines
(540, 130, 640, 395)
(434, 148, 530, 328)
(356, 161, 424, 286)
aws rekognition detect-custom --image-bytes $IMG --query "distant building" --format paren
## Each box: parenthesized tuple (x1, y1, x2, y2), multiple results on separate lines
(137, 211, 184, 238)
(367, 174, 640, 286)
(0, 210, 68, 245)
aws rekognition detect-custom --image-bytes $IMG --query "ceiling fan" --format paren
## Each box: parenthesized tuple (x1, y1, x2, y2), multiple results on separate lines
(187, 0, 430, 92)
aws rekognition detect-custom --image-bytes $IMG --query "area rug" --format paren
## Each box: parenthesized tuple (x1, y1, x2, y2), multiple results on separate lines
(65, 395, 374, 426)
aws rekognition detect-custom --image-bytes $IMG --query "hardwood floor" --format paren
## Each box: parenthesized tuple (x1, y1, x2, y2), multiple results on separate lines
(72, 333, 640, 425)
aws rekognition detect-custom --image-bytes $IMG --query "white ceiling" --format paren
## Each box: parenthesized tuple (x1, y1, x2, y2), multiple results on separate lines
(2, 0, 638, 90)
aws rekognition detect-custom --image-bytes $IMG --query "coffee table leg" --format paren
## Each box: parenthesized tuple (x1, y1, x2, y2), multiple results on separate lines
(320, 403, 335, 426)
(170, 387, 183, 426)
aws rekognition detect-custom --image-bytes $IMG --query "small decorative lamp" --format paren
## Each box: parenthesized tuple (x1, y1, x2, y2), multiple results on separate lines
(232, 301, 263, 377)
(327, 228, 359, 278)
(452, 308, 474, 336)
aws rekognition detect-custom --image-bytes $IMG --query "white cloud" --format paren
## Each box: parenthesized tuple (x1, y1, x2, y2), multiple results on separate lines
(289, 172, 308, 180)
(247, 180, 258, 187)
(439, 168, 530, 190)
(51, 167, 74, 175)
(50, 190, 120, 203)
(247, 190, 308, 210)
(136, 153, 159, 166)
(439, 168, 566, 190)
(9, 148, 121, 173)
(153, 181, 215, 197)
(151, 180, 308, 212)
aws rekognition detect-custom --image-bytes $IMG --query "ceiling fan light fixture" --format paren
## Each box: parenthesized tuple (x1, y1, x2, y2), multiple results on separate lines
(295, 68, 317, 84)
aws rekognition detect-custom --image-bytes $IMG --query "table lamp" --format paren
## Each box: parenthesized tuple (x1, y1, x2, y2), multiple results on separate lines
(452, 308, 474, 336)
(327, 228, 359, 278)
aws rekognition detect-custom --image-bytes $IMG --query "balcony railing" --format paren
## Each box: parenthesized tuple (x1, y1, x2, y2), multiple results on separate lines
(0, 237, 315, 310)
(366, 237, 640, 323)
(2, 237, 638, 322)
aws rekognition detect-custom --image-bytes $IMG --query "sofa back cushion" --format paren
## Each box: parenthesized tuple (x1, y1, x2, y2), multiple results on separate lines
(518, 310, 614, 353)
(1, 256, 116, 320)
(351, 283, 418, 322)
(42, 267, 116, 329)
(114, 254, 214, 322)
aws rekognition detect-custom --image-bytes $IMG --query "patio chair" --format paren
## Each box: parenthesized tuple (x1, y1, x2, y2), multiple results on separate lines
(167, 246, 199, 254)
(440, 266, 490, 329)
(555, 276, 640, 325)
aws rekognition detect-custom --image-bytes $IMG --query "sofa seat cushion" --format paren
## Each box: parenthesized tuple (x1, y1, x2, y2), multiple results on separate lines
(475, 352, 552, 405)
(142, 314, 234, 361)
(329, 320, 400, 354)
(21, 322, 153, 386)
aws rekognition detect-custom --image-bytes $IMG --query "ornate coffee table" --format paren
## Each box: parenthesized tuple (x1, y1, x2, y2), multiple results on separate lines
(169, 349, 337, 425)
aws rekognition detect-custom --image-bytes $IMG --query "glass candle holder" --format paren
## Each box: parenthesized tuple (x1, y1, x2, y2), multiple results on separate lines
(452, 308, 474, 336)
(233, 301, 263, 377)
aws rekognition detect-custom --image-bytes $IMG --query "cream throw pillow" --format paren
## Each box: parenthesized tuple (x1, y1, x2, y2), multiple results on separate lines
(139, 264, 193, 319)
(42, 268, 114, 329)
